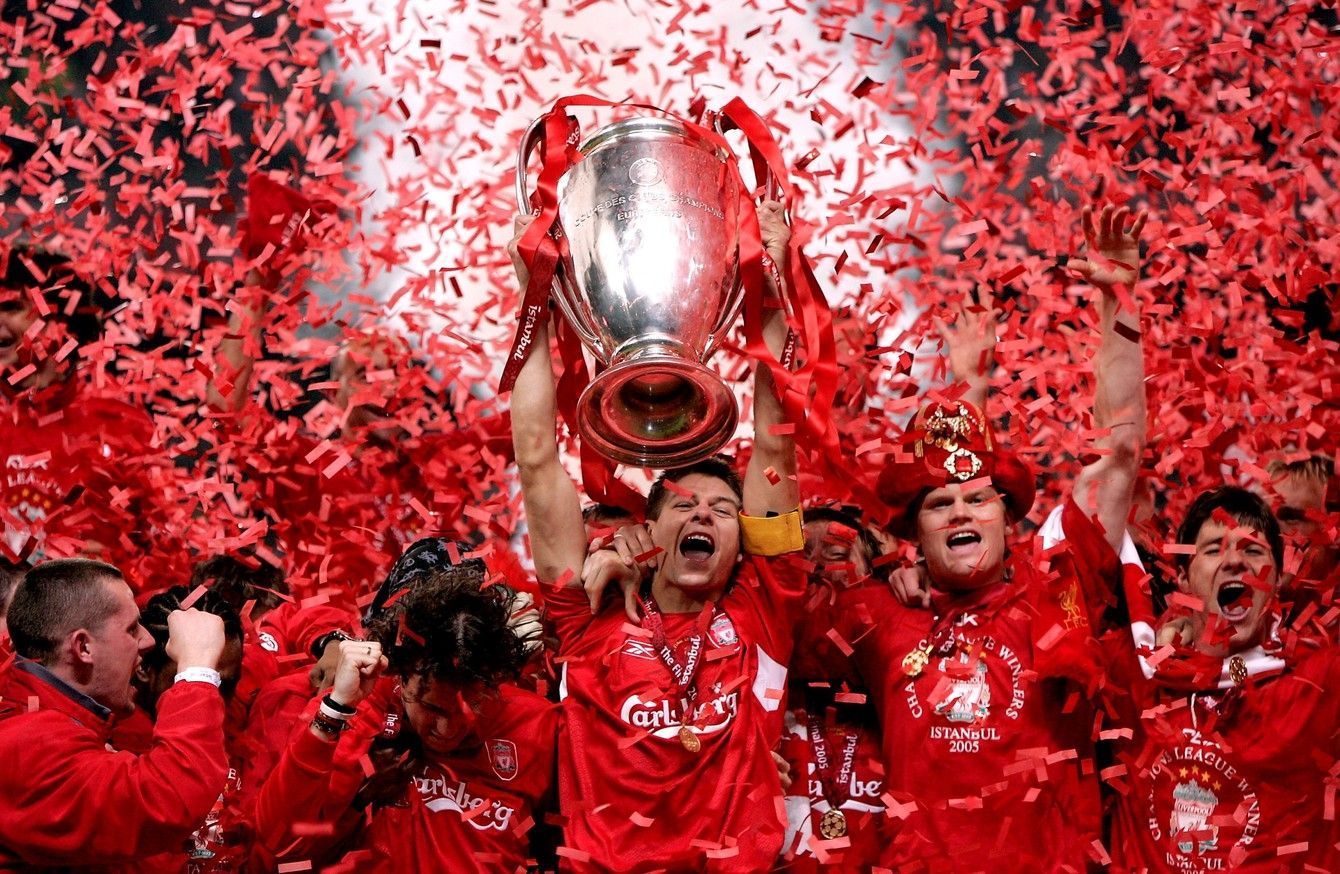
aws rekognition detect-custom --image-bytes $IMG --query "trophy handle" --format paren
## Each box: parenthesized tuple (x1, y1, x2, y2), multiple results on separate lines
(703, 115, 789, 357)
(514, 115, 548, 211)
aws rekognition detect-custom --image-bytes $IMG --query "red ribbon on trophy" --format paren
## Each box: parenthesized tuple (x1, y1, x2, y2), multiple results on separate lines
(502, 95, 854, 503)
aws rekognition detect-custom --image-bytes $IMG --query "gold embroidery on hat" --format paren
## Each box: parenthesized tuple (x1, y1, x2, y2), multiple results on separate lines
(919, 403, 983, 482)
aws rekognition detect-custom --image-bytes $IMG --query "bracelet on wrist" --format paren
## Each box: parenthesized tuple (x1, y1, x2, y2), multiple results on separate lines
(321, 694, 357, 718)
(311, 710, 347, 737)
(174, 667, 222, 688)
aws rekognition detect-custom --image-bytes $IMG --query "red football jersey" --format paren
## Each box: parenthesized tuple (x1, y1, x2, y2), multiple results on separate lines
(546, 553, 806, 872)
(838, 500, 1114, 872)
(254, 679, 559, 873)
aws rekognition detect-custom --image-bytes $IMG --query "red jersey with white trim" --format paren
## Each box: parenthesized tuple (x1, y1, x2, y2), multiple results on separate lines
(776, 700, 885, 872)
(254, 679, 558, 873)
(838, 499, 1113, 872)
(546, 552, 807, 872)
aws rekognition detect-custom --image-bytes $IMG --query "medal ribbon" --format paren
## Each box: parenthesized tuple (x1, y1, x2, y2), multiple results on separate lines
(638, 596, 720, 730)
(807, 711, 858, 813)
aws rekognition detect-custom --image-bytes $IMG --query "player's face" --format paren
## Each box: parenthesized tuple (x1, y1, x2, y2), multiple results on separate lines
(1271, 472, 1325, 542)
(915, 483, 1008, 591)
(1181, 519, 1278, 654)
(0, 290, 38, 375)
(803, 519, 871, 587)
(401, 676, 493, 756)
(649, 473, 742, 597)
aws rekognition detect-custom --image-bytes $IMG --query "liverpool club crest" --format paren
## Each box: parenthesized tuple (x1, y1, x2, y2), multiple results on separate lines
(488, 738, 518, 782)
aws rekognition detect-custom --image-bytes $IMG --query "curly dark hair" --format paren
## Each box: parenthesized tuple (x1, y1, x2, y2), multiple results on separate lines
(139, 585, 245, 673)
(363, 560, 531, 688)
(189, 554, 288, 616)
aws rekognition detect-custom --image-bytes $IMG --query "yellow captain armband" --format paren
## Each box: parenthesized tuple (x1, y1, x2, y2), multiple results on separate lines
(740, 508, 804, 557)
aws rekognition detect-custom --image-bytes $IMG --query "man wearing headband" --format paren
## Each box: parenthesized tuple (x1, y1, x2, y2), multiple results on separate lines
(840, 205, 1149, 870)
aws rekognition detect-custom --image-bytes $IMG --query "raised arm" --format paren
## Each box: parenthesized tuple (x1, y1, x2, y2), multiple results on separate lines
(933, 291, 997, 411)
(743, 200, 800, 517)
(507, 215, 587, 587)
(1070, 204, 1148, 553)
(208, 175, 329, 412)
(205, 270, 270, 412)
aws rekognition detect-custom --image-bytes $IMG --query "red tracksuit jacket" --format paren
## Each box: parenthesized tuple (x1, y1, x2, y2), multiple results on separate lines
(0, 660, 229, 870)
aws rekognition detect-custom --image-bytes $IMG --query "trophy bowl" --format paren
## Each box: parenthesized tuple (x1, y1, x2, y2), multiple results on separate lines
(517, 115, 747, 468)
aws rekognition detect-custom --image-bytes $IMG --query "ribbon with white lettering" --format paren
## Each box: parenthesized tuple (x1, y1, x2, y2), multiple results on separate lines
(638, 596, 723, 748)
(807, 709, 859, 818)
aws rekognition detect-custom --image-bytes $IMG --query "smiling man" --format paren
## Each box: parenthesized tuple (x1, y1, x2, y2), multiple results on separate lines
(838, 205, 1149, 871)
(508, 201, 807, 871)
(1101, 485, 1340, 872)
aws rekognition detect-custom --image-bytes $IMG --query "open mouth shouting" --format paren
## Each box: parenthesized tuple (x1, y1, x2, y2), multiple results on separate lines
(678, 531, 717, 568)
(1215, 580, 1253, 623)
(945, 529, 983, 556)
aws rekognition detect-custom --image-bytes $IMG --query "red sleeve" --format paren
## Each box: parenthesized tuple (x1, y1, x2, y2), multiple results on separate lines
(0, 682, 228, 864)
(735, 551, 809, 657)
(252, 718, 344, 858)
(541, 580, 596, 656)
(259, 600, 357, 657)
(252, 684, 394, 860)
(1039, 500, 1123, 625)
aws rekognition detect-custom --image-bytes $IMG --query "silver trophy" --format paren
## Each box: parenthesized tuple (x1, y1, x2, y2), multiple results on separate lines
(516, 114, 767, 468)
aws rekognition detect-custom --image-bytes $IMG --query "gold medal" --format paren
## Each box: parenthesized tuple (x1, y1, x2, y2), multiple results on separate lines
(1228, 655, 1247, 686)
(678, 725, 702, 753)
(902, 644, 931, 677)
(819, 807, 848, 839)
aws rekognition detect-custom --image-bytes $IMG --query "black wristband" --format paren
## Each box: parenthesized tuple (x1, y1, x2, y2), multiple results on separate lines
(311, 629, 352, 659)
(322, 694, 357, 716)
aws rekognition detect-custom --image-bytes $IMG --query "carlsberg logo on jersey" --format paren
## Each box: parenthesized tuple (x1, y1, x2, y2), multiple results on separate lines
(414, 772, 516, 831)
(620, 686, 740, 741)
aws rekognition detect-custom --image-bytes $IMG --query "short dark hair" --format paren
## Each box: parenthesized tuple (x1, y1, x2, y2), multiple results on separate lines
(190, 555, 287, 615)
(364, 561, 530, 689)
(1176, 486, 1284, 570)
(582, 503, 638, 527)
(6, 559, 123, 663)
(805, 505, 882, 571)
(645, 456, 744, 521)
(138, 585, 244, 673)
(2, 247, 102, 344)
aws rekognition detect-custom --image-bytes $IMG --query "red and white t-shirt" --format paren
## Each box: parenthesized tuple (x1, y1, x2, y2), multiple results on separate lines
(837, 499, 1116, 872)
(546, 551, 807, 872)
(254, 679, 559, 873)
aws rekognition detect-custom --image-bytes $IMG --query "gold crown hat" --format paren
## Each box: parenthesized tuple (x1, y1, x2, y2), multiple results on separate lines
(876, 400, 1035, 537)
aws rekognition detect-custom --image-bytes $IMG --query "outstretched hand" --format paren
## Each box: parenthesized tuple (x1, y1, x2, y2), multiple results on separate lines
(1069, 204, 1147, 289)
(933, 291, 997, 386)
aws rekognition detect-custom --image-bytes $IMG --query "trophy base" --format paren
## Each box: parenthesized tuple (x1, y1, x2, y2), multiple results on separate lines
(577, 355, 739, 469)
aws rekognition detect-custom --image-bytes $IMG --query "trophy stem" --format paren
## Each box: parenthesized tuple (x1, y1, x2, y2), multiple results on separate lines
(576, 346, 739, 468)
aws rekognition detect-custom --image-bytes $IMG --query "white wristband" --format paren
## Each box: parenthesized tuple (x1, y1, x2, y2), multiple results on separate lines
(318, 699, 353, 721)
(174, 667, 222, 688)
